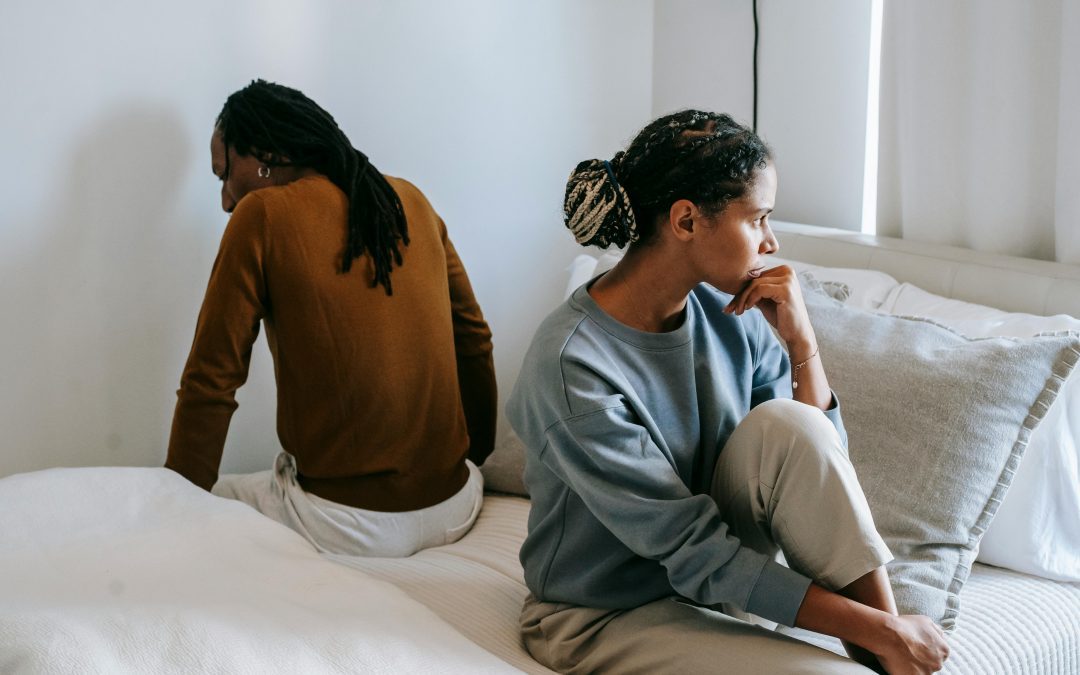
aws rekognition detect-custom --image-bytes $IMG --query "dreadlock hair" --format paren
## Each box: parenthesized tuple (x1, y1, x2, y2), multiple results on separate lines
(564, 110, 772, 248)
(216, 79, 408, 295)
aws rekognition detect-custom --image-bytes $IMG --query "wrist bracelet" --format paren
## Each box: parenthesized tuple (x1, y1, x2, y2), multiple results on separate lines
(791, 347, 819, 390)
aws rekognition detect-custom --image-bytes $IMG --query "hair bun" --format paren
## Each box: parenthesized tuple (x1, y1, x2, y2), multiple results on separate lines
(563, 158, 638, 248)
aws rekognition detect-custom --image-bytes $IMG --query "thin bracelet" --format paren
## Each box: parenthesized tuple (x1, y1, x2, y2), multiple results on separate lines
(791, 347, 819, 390)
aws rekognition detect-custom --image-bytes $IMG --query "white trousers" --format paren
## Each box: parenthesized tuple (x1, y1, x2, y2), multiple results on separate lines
(213, 452, 484, 558)
(521, 399, 892, 674)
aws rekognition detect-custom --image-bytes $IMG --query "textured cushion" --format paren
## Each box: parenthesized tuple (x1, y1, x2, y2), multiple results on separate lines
(480, 431, 529, 497)
(879, 282, 1080, 581)
(803, 287, 1080, 630)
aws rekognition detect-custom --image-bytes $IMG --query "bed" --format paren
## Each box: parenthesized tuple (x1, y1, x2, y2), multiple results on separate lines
(2, 222, 1078, 673)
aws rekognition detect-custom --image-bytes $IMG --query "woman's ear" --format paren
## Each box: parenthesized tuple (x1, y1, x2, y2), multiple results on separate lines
(667, 199, 697, 242)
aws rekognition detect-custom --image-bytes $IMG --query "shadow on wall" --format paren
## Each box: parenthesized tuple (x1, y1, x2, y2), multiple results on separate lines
(1, 104, 206, 476)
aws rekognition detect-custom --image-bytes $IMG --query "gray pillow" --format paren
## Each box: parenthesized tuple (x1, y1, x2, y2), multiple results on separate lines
(803, 287, 1080, 631)
(480, 430, 529, 497)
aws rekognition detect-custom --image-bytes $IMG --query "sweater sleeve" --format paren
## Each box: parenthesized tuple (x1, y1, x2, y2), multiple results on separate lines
(165, 195, 269, 490)
(538, 400, 812, 627)
(440, 220, 497, 466)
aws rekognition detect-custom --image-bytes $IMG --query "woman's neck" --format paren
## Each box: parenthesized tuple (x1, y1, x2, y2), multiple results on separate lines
(587, 244, 695, 333)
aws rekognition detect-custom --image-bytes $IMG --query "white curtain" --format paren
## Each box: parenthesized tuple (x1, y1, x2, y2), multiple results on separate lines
(877, 0, 1080, 264)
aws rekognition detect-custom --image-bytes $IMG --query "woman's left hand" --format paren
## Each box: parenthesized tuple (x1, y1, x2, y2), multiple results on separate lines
(724, 265, 814, 349)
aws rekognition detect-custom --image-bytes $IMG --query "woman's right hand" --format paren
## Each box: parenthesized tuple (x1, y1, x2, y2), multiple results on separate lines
(873, 614, 950, 674)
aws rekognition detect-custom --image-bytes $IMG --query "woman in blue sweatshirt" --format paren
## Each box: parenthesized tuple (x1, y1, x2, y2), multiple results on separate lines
(507, 111, 949, 674)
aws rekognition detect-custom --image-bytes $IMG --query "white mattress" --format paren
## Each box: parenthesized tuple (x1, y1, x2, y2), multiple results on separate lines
(328, 495, 552, 674)
(947, 564, 1080, 674)
(335, 495, 1080, 674)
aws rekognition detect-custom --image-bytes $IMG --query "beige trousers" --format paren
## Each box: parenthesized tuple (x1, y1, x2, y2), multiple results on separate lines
(521, 399, 891, 674)
(213, 452, 484, 557)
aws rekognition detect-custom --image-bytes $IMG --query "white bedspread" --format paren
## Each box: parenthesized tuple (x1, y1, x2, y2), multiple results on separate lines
(329, 494, 554, 674)
(6, 469, 1073, 674)
(352, 495, 1080, 675)
(0, 467, 519, 674)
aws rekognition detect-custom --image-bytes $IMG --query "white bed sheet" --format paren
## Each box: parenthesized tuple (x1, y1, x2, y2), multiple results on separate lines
(0, 467, 519, 674)
(783, 564, 1080, 674)
(366, 495, 1080, 675)
(329, 495, 554, 674)
(5, 469, 1075, 674)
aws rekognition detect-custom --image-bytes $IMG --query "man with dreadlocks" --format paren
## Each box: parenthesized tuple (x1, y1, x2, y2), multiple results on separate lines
(507, 111, 949, 673)
(165, 80, 496, 557)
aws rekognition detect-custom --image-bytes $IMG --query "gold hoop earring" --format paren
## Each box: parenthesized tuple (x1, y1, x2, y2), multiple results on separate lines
(258, 165, 271, 179)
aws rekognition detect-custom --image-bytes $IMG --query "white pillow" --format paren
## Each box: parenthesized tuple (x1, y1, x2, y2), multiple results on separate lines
(881, 282, 1080, 582)
(770, 257, 900, 311)
(565, 254, 601, 299)
(565, 252, 901, 312)
(565, 250, 625, 299)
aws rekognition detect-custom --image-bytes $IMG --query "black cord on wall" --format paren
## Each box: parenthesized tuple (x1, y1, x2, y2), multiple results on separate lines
(752, 0, 760, 132)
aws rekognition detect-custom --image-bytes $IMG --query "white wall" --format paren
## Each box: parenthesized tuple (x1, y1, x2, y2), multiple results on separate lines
(653, 0, 874, 232)
(1056, 0, 1080, 264)
(653, 0, 756, 124)
(0, 1, 653, 478)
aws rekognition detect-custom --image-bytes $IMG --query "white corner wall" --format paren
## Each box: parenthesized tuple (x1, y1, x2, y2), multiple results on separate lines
(0, 1, 653, 478)
(653, 0, 874, 232)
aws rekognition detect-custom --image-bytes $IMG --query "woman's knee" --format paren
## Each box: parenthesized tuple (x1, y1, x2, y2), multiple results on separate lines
(736, 399, 846, 475)
(718, 399, 847, 501)
(744, 398, 836, 441)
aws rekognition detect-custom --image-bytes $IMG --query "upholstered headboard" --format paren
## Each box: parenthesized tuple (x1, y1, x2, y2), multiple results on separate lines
(772, 221, 1080, 318)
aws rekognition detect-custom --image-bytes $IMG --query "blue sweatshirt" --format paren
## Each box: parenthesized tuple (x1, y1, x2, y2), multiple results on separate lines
(506, 280, 847, 627)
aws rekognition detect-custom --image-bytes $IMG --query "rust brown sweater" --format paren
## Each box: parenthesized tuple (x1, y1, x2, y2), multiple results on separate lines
(165, 175, 496, 511)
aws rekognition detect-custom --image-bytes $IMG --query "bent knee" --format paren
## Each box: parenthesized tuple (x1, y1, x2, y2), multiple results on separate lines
(740, 399, 844, 465)
(745, 398, 834, 436)
(717, 400, 848, 501)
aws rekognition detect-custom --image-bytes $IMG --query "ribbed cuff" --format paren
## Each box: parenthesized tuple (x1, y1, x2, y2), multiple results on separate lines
(823, 391, 848, 448)
(744, 560, 813, 627)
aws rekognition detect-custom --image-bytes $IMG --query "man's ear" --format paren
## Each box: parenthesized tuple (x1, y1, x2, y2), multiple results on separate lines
(256, 151, 290, 166)
(667, 199, 697, 243)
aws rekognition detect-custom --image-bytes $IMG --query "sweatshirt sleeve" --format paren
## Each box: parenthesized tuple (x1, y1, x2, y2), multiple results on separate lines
(537, 399, 812, 627)
(440, 219, 497, 466)
(165, 195, 269, 490)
